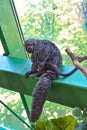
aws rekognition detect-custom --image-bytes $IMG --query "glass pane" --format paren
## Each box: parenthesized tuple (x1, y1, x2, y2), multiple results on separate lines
(0, 88, 31, 130)
(14, 0, 87, 66)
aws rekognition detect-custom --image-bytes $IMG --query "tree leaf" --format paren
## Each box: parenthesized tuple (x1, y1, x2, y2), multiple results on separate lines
(35, 115, 77, 130)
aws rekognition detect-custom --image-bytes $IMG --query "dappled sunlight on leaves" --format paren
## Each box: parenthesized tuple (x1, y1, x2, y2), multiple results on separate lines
(16, 0, 87, 67)
(35, 115, 77, 130)
(38, 101, 73, 122)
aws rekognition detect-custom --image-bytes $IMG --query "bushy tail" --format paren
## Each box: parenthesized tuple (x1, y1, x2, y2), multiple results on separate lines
(29, 73, 52, 122)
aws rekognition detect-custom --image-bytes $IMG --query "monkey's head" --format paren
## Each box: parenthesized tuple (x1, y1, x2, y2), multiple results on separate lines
(24, 39, 36, 53)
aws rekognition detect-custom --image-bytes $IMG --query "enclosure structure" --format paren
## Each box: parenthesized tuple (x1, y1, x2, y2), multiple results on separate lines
(0, 0, 87, 129)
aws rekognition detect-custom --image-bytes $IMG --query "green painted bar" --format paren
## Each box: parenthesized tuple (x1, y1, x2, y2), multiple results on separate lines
(0, 56, 87, 109)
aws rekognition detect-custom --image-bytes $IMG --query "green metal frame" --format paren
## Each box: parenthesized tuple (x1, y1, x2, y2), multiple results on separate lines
(0, 0, 26, 58)
(20, 94, 30, 120)
(0, 0, 30, 123)
(0, 26, 9, 55)
(0, 55, 87, 109)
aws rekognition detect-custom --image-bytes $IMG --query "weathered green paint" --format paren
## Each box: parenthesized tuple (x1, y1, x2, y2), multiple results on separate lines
(0, 56, 87, 109)
(0, 0, 26, 58)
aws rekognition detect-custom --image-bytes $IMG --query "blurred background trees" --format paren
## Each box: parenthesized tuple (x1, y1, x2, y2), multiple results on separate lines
(15, 0, 87, 66)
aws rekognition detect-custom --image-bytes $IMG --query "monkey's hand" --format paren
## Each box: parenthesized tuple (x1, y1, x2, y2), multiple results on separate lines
(32, 71, 44, 79)
(25, 71, 32, 78)
(32, 73, 41, 79)
(25, 69, 39, 78)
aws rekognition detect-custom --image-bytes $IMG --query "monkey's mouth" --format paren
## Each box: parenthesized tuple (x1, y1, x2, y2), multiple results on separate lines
(26, 48, 33, 53)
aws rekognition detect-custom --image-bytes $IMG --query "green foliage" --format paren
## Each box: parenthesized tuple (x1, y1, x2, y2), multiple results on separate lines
(72, 107, 87, 130)
(35, 115, 77, 130)
(0, 88, 30, 130)
(19, 0, 87, 66)
(39, 101, 72, 121)
(72, 107, 87, 123)
(72, 107, 83, 120)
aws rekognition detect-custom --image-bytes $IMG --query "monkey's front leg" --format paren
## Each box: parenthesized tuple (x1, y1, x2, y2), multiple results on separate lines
(25, 63, 38, 78)
(31, 70, 46, 79)
(31, 61, 47, 78)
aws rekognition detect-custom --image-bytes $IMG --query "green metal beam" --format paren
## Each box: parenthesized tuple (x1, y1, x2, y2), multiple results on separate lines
(0, 56, 87, 109)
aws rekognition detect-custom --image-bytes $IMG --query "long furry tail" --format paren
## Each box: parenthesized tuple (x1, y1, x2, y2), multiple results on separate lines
(29, 73, 52, 122)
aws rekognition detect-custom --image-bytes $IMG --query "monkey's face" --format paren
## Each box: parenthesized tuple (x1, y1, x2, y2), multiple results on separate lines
(24, 41, 34, 53)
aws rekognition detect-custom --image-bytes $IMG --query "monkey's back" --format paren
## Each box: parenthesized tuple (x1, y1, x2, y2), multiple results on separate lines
(32, 39, 62, 71)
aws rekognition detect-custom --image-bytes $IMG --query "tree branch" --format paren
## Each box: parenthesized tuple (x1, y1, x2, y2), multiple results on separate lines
(65, 49, 87, 78)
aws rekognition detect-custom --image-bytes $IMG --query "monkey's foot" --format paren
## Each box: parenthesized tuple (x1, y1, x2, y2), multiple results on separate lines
(46, 70, 57, 80)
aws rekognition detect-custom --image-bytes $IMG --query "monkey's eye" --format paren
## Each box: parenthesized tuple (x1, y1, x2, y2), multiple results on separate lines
(27, 44, 30, 47)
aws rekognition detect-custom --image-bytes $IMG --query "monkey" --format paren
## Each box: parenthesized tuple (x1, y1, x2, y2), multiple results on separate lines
(31, 61, 78, 79)
(24, 38, 79, 79)
(24, 38, 81, 123)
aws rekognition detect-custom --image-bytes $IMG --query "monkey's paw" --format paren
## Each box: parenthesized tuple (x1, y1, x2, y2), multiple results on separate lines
(25, 71, 31, 78)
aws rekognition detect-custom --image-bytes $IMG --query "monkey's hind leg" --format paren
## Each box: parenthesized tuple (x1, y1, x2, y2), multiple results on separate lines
(29, 73, 52, 123)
